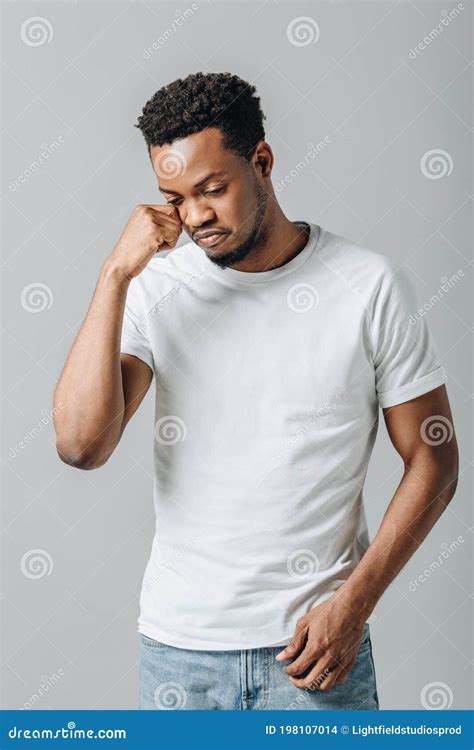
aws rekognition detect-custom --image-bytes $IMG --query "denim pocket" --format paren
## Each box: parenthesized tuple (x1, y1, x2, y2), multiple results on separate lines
(356, 624, 371, 653)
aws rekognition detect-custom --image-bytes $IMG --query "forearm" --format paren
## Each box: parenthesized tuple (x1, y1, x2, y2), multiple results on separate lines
(334, 452, 459, 619)
(53, 260, 130, 467)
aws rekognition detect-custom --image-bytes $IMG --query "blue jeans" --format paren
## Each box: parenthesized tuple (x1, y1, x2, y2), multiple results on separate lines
(138, 623, 379, 710)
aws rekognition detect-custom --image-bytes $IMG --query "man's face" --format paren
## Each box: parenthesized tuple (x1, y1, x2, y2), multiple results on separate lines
(150, 127, 270, 269)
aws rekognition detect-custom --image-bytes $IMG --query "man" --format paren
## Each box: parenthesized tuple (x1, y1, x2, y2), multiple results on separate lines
(53, 72, 458, 710)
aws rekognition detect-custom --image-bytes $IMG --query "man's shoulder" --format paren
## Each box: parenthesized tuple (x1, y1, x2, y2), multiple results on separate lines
(318, 227, 396, 291)
(319, 227, 394, 275)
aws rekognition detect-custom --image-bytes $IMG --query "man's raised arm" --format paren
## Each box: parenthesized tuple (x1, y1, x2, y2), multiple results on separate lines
(53, 205, 182, 470)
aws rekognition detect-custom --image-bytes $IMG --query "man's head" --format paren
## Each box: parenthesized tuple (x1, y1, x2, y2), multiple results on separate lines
(135, 72, 275, 268)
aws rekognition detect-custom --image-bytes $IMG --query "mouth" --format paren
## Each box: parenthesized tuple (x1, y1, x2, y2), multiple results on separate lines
(195, 232, 229, 248)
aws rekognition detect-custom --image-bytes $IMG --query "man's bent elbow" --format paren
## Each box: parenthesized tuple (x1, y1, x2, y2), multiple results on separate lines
(437, 443, 459, 505)
(55, 439, 112, 471)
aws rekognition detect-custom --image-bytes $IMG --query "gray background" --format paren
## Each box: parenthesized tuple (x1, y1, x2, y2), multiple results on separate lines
(1, 0, 472, 710)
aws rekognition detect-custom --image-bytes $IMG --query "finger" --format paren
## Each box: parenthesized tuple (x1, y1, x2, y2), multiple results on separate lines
(150, 214, 183, 237)
(289, 653, 342, 690)
(144, 204, 182, 223)
(316, 665, 343, 692)
(275, 627, 307, 662)
(148, 224, 179, 251)
(283, 642, 325, 676)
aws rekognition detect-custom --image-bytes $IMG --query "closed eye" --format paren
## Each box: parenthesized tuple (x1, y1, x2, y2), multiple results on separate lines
(205, 187, 225, 196)
(167, 186, 225, 207)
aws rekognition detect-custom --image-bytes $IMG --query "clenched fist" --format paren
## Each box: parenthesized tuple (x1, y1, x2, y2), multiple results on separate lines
(109, 204, 182, 280)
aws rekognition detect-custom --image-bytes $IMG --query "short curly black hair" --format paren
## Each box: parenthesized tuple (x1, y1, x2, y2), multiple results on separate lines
(135, 71, 266, 161)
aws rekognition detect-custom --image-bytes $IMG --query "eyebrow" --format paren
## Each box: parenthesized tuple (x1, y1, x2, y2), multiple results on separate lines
(159, 171, 227, 195)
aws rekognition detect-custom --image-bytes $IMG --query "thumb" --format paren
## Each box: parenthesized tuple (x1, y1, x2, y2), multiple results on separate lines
(275, 628, 306, 661)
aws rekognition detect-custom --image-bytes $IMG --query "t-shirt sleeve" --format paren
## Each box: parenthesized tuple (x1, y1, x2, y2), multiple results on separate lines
(120, 280, 154, 372)
(369, 261, 447, 409)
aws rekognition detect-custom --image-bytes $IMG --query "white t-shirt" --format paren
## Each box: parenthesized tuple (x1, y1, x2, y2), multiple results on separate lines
(120, 221, 447, 650)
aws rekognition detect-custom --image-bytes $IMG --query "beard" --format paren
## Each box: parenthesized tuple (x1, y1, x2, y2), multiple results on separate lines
(205, 181, 270, 270)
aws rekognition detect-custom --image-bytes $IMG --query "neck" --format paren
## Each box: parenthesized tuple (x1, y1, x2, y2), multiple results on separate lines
(229, 205, 310, 273)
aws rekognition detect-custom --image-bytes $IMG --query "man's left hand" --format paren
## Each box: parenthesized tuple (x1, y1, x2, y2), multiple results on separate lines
(275, 598, 367, 691)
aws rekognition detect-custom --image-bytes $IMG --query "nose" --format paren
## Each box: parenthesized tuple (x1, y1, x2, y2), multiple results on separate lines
(183, 198, 216, 231)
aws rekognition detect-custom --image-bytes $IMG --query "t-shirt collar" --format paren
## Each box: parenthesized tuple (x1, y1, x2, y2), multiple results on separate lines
(195, 221, 321, 285)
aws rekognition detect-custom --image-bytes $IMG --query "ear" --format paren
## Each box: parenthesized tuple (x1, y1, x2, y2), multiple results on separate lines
(254, 145, 273, 177)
